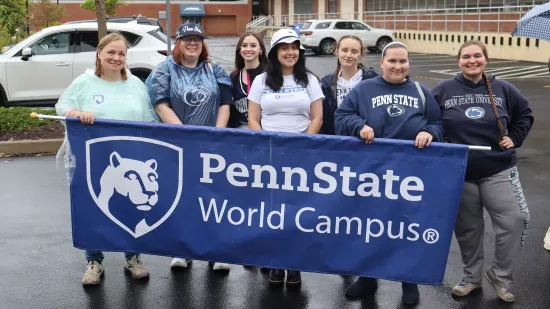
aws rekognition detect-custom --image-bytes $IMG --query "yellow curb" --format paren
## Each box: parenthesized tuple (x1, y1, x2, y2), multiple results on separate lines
(0, 139, 63, 155)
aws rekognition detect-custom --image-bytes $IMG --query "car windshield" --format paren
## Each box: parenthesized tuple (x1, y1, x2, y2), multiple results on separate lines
(301, 22, 312, 30)
(147, 28, 174, 45)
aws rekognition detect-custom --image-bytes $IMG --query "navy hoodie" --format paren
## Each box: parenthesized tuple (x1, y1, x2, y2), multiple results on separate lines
(431, 74, 533, 181)
(335, 76, 444, 142)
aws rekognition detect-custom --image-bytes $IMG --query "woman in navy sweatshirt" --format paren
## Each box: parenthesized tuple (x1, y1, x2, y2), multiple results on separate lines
(335, 42, 444, 306)
(431, 41, 533, 303)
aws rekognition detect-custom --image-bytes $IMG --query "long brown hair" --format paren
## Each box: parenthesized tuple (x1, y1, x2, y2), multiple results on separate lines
(234, 31, 268, 75)
(333, 35, 365, 87)
(95, 32, 128, 80)
(172, 38, 210, 65)
(458, 40, 505, 140)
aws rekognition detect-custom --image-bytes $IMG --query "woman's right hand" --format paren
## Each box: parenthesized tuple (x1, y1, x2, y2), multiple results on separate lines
(71, 111, 94, 124)
(359, 125, 375, 144)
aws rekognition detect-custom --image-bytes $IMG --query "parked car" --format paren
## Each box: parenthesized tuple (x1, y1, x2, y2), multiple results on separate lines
(65, 15, 166, 33)
(0, 22, 171, 107)
(299, 19, 394, 55)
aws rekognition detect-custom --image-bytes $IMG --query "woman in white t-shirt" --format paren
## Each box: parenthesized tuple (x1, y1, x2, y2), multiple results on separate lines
(247, 28, 324, 288)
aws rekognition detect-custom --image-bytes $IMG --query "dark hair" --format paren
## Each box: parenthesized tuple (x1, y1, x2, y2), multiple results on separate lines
(458, 40, 504, 139)
(265, 42, 310, 91)
(172, 38, 210, 65)
(233, 31, 268, 75)
(333, 35, 365, 88)
(381, 42, 408, 58)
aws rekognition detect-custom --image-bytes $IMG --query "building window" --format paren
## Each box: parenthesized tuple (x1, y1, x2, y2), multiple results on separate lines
(328, 0, 338, 13)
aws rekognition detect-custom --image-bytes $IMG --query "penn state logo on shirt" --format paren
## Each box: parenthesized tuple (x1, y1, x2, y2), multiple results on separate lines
(183, 87, 211, 107)
(86, 137, 183, 238)
(93, 95, 104, 104)
(465, 107, 485, 119)
(387, 104, 405, 117)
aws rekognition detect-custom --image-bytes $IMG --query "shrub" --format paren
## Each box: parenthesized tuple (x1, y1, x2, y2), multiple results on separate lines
(0, 107, 57, 133)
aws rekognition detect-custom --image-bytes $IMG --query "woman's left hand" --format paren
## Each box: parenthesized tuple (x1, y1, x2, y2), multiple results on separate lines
(500, 136, 515, 149)
(415, 132, 433, 149)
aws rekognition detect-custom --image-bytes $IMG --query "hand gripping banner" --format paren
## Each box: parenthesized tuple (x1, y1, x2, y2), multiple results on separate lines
(65, 118, 468, 285)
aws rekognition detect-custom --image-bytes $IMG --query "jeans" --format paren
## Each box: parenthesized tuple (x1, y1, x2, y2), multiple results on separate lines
(85, 251, 137, 263)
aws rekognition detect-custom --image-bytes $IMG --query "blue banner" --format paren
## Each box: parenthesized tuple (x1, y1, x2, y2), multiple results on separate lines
(66, 118, 468, 285)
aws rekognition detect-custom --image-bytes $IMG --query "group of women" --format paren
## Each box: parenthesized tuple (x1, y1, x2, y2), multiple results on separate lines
(55, 22, 534, 306)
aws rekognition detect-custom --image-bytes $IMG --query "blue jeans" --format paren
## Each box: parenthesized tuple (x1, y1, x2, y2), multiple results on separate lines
(85, 251, 137, 263)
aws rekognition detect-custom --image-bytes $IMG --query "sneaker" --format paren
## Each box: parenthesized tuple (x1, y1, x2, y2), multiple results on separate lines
(485, 269, 515, 303)
(544, 227, 550, 251)
(269, 269, 285, 287)
(170, 258, 192, 268)
(125, 255, 150, 279)
(286, 270, 301, 288)
(345, 277, 378, 299)
(402, 282, 420, 306)
(82, 260, 104, 286)
(451, 280, 482, 297)
(209, 262, 231, 271)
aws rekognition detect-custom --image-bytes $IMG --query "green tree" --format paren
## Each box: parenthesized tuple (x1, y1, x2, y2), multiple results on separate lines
(32, 0, 66, 28)
(80, 0, 127, 16)
(0, 0, 26, 36)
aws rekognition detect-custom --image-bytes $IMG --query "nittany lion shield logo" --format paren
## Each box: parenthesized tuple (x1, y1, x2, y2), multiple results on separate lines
(86, 137, 183, 238)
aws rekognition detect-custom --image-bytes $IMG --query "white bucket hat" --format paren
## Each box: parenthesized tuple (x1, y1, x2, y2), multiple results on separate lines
(269, 29, 305, 54)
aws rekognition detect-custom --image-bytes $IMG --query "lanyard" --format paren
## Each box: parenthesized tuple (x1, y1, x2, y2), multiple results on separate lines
(240, 69, 251, 95)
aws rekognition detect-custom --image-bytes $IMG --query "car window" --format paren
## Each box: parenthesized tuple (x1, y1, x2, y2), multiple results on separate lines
(301, 22, 312, 30)
(351, 22, 368, 30)
(79, 31, 99, 52)
(120, 31, 141, 47)
(30, 32, 72, 55)
(315, 22, 332, 29)
(334, 22, 352, 30)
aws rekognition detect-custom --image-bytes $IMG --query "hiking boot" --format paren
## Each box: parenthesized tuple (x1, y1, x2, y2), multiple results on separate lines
(345, 277, 378, 299)
(485, 269, 515, 303)
(402, 282, 420, 306)
(286, 270, 301, 288)
(269, 269, 285, 287)
(170, 258, 193, 269)
(452, 280, 482, 296)
(82, 260, 104, 286)
(125, 255, 149, 279)
(209, 262, 231, 271)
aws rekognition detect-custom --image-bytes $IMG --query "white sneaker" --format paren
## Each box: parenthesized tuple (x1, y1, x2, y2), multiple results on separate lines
(171, 258, 192, 268)
(544, 227, 550, 251)
(485, 269, 515, 303)
(451, 280, 482, 296)
(210, 262, 231, 271)
(82, 260, 104, 285)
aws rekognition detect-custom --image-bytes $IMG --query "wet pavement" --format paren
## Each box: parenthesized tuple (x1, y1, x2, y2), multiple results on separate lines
(1, 37, 550, 309)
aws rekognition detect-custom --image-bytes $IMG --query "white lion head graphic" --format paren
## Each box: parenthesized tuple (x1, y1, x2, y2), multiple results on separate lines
(97, 152, 159, 212)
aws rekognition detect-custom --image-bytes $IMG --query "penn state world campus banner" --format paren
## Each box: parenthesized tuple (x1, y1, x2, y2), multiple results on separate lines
(65, 118, 469, 285)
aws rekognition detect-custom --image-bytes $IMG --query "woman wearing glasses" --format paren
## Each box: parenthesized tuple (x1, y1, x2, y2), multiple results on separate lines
(146, 23, 234, 272)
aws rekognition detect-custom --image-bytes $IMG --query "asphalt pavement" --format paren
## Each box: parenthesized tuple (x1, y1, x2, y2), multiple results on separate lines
(1, 37, 549, 309)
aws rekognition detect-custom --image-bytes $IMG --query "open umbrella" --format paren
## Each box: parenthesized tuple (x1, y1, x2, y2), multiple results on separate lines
(511, 2, 550, 41)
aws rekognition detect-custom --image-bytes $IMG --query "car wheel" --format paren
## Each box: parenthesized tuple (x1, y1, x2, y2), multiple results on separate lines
(376, 37, 392, 53)
(319, 39, 336, 56)
(367, 47, 378, 53)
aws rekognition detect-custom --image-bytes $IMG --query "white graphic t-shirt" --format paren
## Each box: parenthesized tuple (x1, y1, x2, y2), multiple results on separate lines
(248, 72, 325, 133)
(336, 69, 363, 107)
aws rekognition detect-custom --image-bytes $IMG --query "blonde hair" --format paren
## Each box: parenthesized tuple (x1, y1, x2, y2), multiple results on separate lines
(95, 32, 128, 80)
(333, 35, 365, 88)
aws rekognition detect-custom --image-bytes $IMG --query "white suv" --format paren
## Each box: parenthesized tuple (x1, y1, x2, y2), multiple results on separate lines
(0, 22, 171, 107)
(300, 19, 394, 55)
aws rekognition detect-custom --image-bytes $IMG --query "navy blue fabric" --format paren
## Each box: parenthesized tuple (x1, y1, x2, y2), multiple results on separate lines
(512, 3, 550, 41)
(431, 74, 533, 181)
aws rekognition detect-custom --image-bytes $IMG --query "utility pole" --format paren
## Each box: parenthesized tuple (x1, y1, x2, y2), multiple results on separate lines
(166, 0, 171, 54)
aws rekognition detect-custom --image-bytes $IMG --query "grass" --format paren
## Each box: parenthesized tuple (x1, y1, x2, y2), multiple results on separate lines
(0, 107, 57, 133)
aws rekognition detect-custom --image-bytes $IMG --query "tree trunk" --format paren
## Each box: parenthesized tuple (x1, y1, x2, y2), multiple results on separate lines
(95, 0, 107, 40)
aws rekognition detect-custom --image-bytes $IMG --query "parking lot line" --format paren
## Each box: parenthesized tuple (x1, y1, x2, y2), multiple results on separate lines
(418, 60, 518, 68)
(497, 67, 548, 78)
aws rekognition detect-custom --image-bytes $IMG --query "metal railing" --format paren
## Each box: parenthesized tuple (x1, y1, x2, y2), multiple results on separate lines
(246, 15, 274, 32)
(277, 5, 534, 33)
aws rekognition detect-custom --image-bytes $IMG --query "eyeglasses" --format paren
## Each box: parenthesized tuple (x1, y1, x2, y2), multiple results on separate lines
(181, 37, 203, 44)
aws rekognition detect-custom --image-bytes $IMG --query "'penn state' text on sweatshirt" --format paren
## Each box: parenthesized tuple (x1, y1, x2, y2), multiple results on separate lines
(334, 76, 444, 142)
(431, 73, 534, 181)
